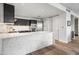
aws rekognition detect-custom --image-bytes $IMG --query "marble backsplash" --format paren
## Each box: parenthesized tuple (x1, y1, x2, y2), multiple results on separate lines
(0, 23, 30, 33)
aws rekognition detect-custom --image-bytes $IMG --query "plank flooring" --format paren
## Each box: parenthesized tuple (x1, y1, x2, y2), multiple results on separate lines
(28, 36, 79, 55)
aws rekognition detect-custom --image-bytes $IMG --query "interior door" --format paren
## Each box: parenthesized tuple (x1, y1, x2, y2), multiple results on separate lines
(53, 19, 59, 40)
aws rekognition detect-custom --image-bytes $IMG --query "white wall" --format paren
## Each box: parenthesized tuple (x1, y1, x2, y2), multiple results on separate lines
(43, 18, 52, 32)
(66, 12, 72, 43)
(0, 3, 3, 23)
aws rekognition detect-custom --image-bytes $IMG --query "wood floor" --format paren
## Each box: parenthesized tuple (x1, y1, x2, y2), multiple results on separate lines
(28, 36, 79, 55)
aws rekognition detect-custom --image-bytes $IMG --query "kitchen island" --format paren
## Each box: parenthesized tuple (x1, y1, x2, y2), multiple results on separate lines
(0, 31, 54, 55)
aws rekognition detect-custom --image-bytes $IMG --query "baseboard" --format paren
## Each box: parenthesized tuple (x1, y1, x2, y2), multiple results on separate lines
(58, 39, 69, 43)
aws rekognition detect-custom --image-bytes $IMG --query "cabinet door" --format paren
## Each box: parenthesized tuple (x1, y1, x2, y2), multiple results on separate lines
(4, 3, 14, 23)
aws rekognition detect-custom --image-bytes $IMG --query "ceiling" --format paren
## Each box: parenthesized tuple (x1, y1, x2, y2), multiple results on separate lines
(61, 3, 79, 15)
(8, 3, 64, 18)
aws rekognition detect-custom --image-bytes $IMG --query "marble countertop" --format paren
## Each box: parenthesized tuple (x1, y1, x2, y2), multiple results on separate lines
(0, 32, 32, 39)
(0, 31, 53, 39)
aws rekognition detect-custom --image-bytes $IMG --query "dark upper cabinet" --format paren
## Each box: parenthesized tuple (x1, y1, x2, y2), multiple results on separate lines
(4, 3, 14, 23)
(30, 20, 37, 24)
(14, 19, 37, 26)
(14, 19, 30, 25)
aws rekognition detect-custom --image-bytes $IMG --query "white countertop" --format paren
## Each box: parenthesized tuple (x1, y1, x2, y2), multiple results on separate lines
(0, 31, 52, 39)
(0, 32, 32, 39)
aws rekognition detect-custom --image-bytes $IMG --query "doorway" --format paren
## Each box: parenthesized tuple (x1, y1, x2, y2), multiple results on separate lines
(71, 15, 75, 40)
(75, 18, 78, 36)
